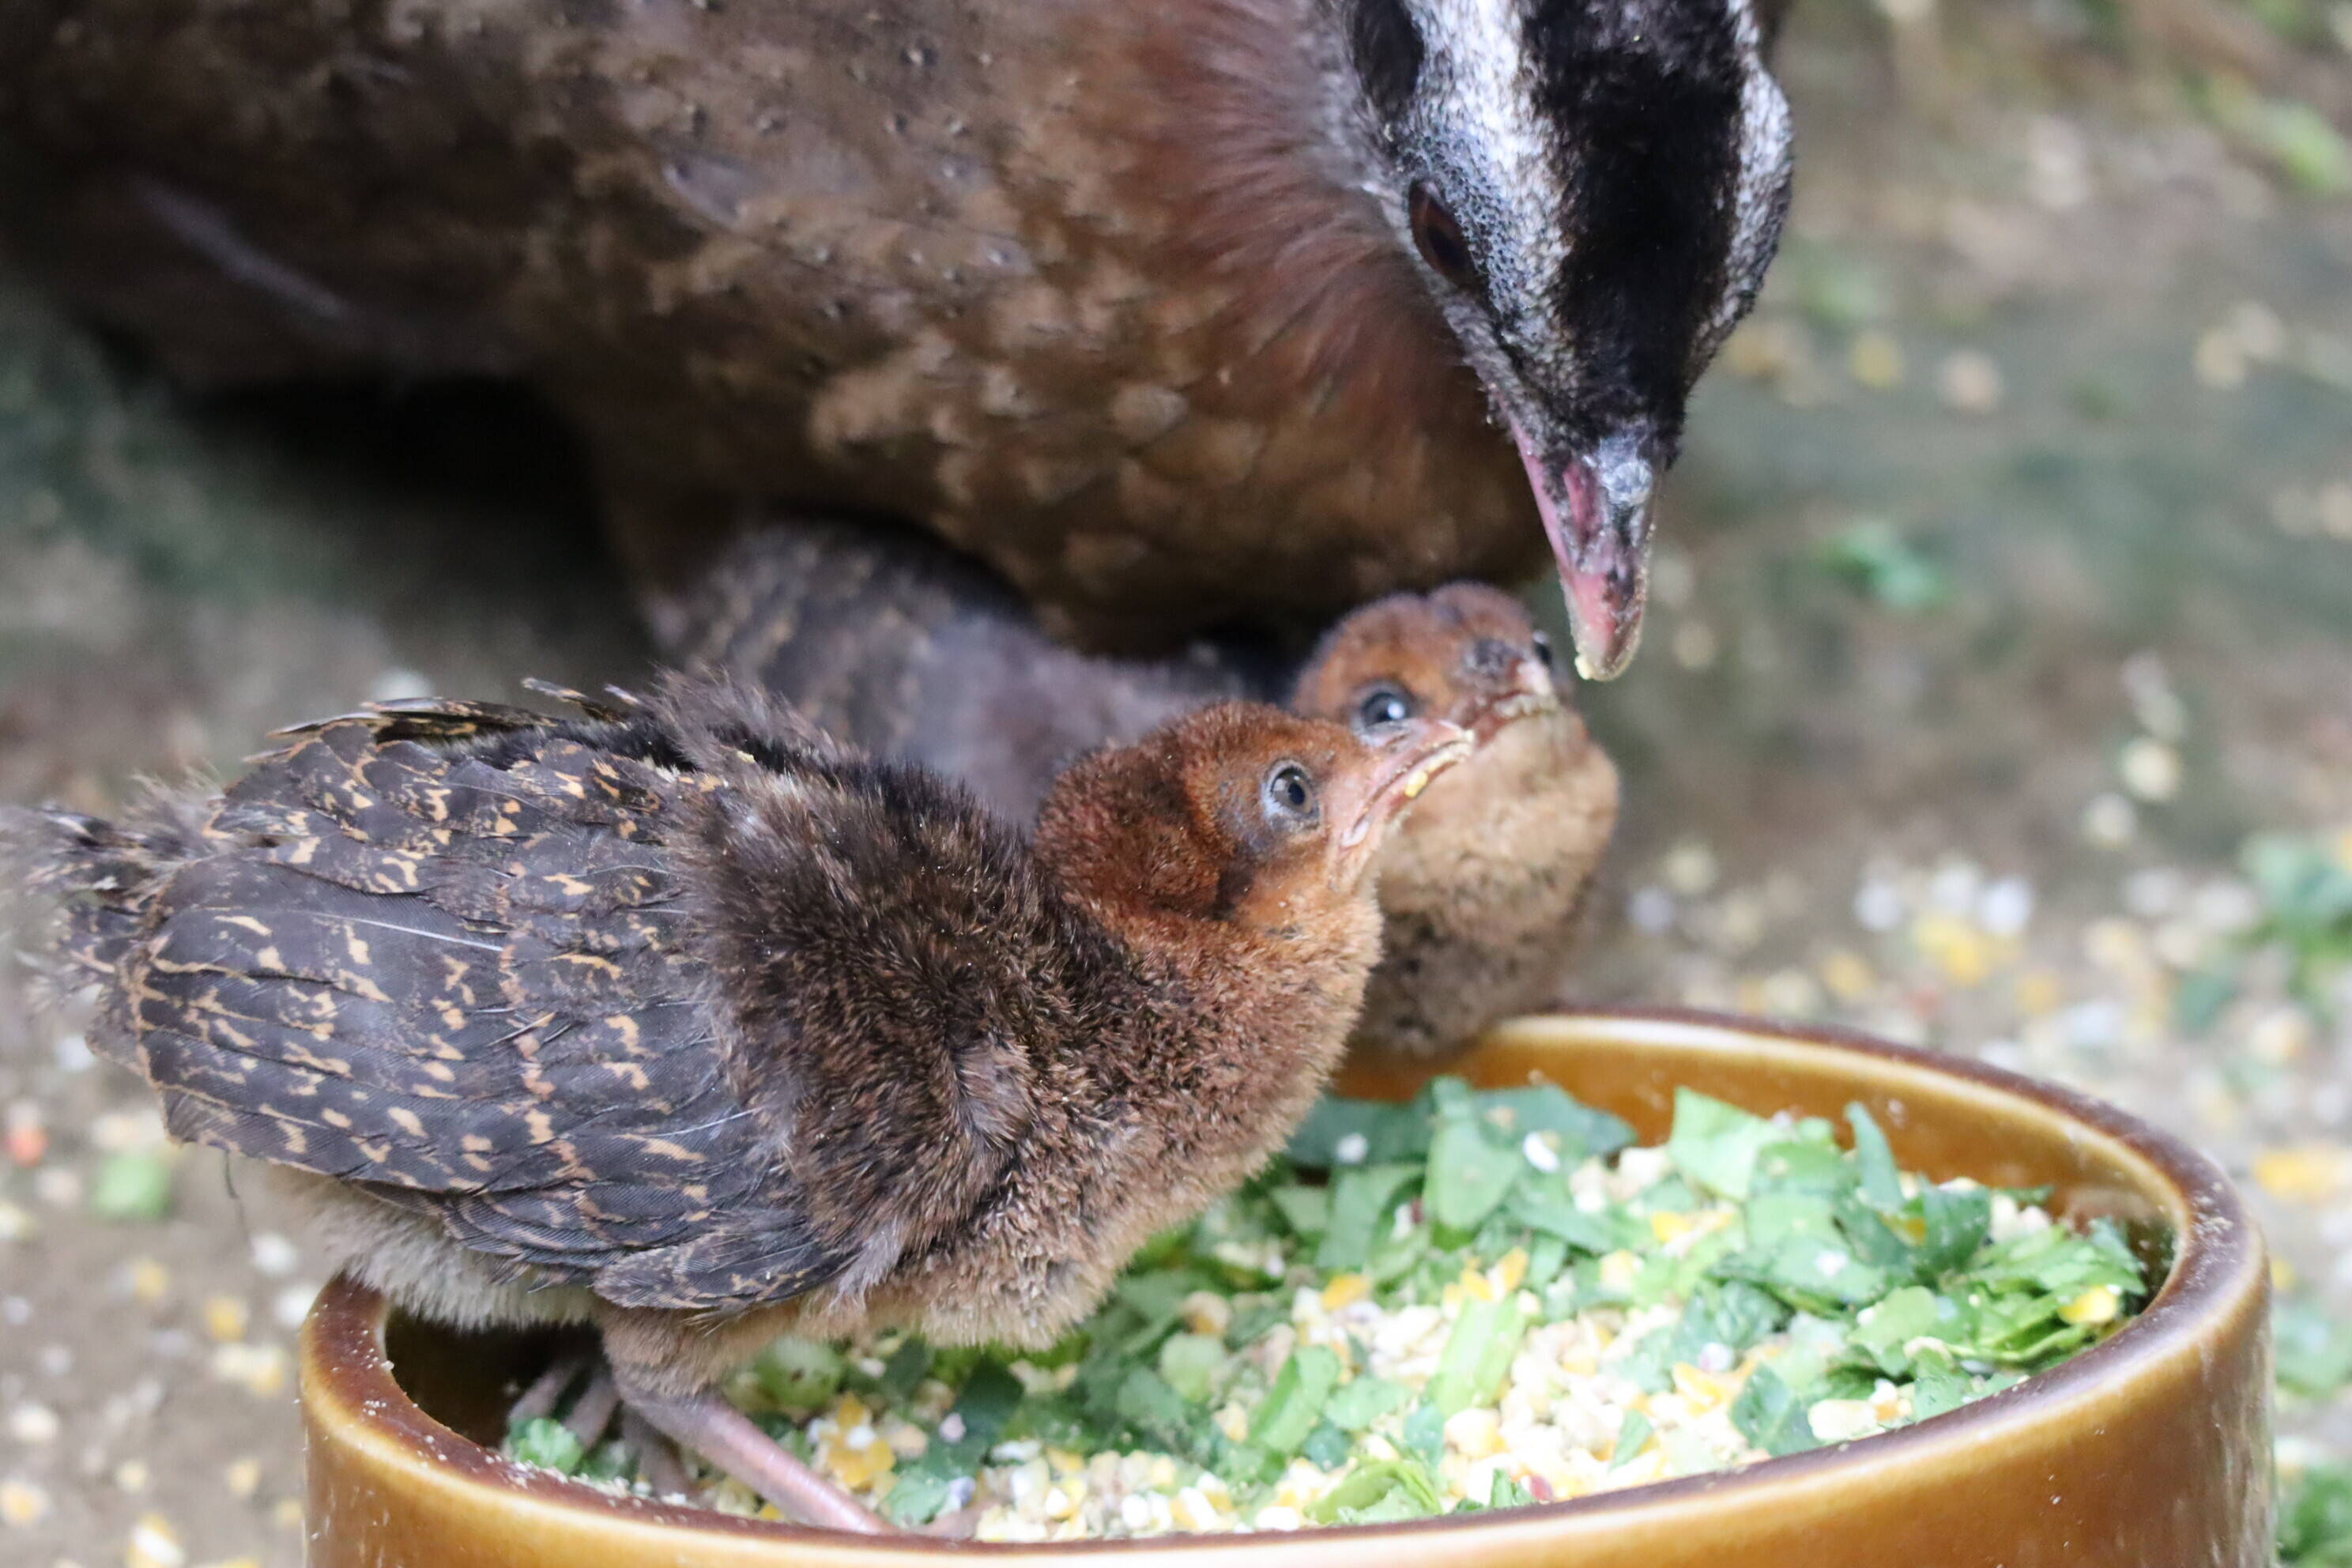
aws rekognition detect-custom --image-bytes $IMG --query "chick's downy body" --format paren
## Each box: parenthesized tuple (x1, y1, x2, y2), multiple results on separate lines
(684, 522, 1618, 1062)
(1291, 584, 1619, 1060)
(0, 0, 1792, 672)
(16, 675, 1466, 1526)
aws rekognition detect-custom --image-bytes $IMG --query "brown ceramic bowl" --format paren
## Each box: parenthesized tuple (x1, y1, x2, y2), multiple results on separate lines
(300, 1008, 2274, 1567)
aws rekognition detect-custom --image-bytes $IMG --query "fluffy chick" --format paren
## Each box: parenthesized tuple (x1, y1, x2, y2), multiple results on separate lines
(11, 674, 1467, 1531)
(1291, 584, 1621, 1063)
(684, 523, 1619, 1061)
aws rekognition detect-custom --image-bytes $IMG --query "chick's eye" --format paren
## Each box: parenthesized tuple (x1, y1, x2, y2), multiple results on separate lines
(1409, 183, 1478, 291)
(1531, 631, 1555, 669)
(1261, 762, 1317, 827)
(1355, 684, 1417, 733)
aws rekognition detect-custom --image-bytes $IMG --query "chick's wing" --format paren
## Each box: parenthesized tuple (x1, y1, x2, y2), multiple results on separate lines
(118, 703, 847, 1311)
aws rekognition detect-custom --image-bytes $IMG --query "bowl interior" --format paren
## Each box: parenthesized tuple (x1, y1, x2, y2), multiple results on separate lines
(380, 1008, 2211, 1462)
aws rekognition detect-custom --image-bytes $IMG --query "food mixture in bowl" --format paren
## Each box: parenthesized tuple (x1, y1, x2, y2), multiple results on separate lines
(505, 1080, 2156, 1540)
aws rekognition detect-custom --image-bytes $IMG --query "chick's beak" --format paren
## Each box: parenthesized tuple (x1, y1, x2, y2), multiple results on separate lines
(1462, 646, 1563, 744)
(1332, 718, 1474, 883)
(1510, 424, 1656, 682)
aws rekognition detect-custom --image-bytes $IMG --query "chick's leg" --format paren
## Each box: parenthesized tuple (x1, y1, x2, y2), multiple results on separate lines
(563, 1363, 621, 1448)
(508, 1348, 593, 1426)
(619, 1407, 692, 1500)
(620, 1385, 893, 1534)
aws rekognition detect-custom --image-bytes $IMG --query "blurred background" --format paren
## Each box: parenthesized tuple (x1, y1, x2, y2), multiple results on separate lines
(1, 0, 2348, 1562)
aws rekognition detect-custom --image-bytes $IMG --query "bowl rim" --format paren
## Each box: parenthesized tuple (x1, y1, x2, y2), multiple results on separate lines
(303, 1004, 2267, 1556)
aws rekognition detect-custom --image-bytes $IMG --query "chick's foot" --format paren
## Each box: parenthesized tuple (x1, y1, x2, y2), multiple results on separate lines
(620, 1407, 694, 1501)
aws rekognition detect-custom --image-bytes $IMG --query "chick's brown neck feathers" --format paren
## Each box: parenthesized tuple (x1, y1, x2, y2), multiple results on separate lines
(10, 673, 1462, 1529)
(683, 523, 1620, 1063)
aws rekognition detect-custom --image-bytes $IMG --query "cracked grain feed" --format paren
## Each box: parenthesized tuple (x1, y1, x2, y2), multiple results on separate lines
(507, 1078, 2153, 1539)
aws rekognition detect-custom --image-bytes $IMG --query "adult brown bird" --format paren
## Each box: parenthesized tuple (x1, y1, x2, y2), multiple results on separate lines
(10, 675, 1469, 1531)
(0, 0, 1794, 675)
(681, 521, 1619, 1061)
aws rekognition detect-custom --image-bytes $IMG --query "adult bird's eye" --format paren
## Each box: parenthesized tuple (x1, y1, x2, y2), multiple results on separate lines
(1355, 684, 1418, 733)
(1531, 631, 1555, 669)
(1408, 183, 1477, 292)
(1261, 762, 1318, 828)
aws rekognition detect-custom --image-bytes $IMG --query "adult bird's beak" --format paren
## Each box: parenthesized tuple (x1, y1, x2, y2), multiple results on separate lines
(1510, 424, 1657, 681)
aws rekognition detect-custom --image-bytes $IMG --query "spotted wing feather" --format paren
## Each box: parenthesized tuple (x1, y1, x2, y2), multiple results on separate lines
(113, 703, 846, 1311)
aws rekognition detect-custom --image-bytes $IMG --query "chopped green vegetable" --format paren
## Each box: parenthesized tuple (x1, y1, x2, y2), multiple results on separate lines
(1611, 1410, 1654, 1468)
(1158, 1332, 1227, 1404)
(1400, 1397, 1447, 1470)
(1430, 1295, 1531, 1415)
(879, 1336, 933, 1400)
(1423, 1114, 1525, 1234)
(883, 1470, 956, 1527)
(1845, 1103, 1905, 1212)
(1668, 1089, 1779, 1200)
(1317, 1163, 1419, 1272)
(1324, 1374, 1411, 1431)
(2281, 1463, 2352, 1566)
(551, 1077, 2154, 1540)
(1249, 1345, 1340, 1455)
(753, 1337, 844, 1411)
(2275, 1298, 2352, 1401)
(507, 1416, 586, 1473)
(1305, 1459, 1446, 1525)
(89, 1152, 173, 1222)
(1730, 1364, 1819, 1457)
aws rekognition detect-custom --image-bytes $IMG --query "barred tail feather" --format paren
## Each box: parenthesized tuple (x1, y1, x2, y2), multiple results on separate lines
(2, 792, 209, 1054)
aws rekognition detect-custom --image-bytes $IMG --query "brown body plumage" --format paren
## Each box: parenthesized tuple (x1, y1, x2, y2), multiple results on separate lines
(682, 523, 1617, 1062)
(0, 0, 1794, 671)
(13, 674, 1468, 1528)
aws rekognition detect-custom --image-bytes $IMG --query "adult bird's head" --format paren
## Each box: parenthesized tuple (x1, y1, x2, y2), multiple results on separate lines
(1342, 0, 1794, 677)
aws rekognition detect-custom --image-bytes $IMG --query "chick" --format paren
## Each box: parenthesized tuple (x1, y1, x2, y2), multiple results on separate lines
(678, 517, 1275, 824)
(684, 523, 1619, 1061)
(1291, 584, 1622, 1063)
(11, 674, 1468, 1531)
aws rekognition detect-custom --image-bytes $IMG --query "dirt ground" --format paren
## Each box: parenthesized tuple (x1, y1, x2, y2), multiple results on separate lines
(2, 0, 2349, 1562)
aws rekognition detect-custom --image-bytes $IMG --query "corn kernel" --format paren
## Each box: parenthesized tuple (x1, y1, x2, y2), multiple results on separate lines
(1493, 1248, 1529, 1294)
(1599, 1251, 1640, 1292)
(2015, 969, 2064, 1017)
(1444, 1407, 1505, 1458)
(2060, 1285, 2121, 1326)
(128, 1513, 186, 1568)
(821, 1434, 895, 1491)
(205, 1295, 251, 1344)
(2254, 1146, 2350, 1204)
(1670, 1363, 1733, 1414)
(0, 1479, 50, 1526)
(128, 1257, 171, 1306)
(1182, 1291, 1233, 1336)
(1650, 1212, 1695, 1245)
(1819, 948, 1876, 1002)
(1320, 1274, 1369, 1310)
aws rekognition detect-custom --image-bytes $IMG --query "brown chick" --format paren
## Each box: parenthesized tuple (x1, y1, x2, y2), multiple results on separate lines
(1291, 583, 1621, 1062)
(9, 675, 1469, 1532)
(681, 524, 1618, 1060)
